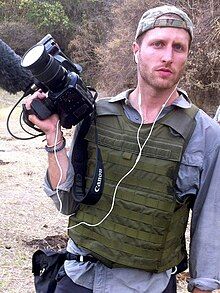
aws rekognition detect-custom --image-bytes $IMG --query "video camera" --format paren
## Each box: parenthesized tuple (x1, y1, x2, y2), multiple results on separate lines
(21, 34, 96, 129)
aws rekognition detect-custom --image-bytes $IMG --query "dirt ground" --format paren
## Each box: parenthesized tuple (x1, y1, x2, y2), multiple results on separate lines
(0, 91, 216, 293)
(0, 92, 68, 292)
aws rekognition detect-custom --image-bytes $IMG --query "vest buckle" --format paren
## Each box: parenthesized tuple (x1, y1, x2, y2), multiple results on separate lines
(79, 255, 84, 262)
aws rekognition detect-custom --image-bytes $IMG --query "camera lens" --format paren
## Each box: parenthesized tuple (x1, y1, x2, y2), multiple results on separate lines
(21, 44, 67, 92)
(21, 44, 46, 68)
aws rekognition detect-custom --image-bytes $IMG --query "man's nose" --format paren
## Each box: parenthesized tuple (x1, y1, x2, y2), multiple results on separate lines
(161, 47, 173, 63)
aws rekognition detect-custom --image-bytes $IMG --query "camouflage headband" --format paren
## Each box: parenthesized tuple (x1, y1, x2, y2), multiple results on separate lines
(135, 5, 194, 40)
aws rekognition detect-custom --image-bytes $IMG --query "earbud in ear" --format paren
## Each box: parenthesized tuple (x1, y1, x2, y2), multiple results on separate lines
(134, 53, 138, 64)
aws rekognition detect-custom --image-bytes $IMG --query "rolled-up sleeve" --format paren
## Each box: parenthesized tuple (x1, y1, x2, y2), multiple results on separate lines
(188, 145, 220, 291)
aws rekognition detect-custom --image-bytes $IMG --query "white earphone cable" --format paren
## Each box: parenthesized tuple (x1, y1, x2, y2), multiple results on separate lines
(54, 85, 178, 229)
(53, 120, 64, 213)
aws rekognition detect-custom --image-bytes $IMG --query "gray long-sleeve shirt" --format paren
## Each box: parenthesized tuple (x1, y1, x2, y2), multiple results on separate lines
(44, 89, 220, 292)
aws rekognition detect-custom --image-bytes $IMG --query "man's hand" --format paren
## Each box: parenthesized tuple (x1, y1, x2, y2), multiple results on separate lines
(24, 90, 62, 143)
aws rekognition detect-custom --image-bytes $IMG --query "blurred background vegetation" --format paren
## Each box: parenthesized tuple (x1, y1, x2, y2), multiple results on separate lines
(0, 0, 219, 115)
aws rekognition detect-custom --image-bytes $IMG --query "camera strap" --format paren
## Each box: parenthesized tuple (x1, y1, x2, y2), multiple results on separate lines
(71, 110, 105, 205)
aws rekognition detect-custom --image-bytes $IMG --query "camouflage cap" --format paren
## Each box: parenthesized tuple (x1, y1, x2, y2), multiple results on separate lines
(135, 5, 193, 40)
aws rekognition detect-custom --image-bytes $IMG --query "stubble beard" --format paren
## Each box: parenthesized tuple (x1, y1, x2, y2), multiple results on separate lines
(138, 62, 185, 91)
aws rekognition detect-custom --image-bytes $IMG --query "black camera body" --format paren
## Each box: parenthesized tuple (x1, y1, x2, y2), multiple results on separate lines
(21, 34, 95, 128)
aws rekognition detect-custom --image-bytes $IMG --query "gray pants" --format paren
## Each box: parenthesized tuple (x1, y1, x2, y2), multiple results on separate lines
(54, 273, 176, 293)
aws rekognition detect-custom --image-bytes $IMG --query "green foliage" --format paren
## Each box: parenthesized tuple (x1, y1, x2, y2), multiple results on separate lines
(0, 0, 21, 21)
(0, 1, 3, 9)
(18, 0, 71, 31)
(0, 0, 219, 113)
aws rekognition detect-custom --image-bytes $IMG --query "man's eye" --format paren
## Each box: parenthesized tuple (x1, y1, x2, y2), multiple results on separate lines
(153, 41, 163, 48)
(174, 44, 184, 51)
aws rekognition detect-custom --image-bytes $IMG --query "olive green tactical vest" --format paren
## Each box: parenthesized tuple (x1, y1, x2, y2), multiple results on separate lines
(68, 99, 198, 273)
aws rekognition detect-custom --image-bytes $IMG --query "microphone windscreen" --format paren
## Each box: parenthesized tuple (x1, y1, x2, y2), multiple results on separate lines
(0, 39, 34, 94)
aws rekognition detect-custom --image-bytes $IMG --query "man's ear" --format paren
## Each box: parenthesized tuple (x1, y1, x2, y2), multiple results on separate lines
(132, 42, 139, 64)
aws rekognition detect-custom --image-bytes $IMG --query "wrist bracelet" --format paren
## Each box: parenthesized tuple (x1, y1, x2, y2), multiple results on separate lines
(46, 138, 63, 148)
(45, 137, 66, 153)
(45, 131, 63, 148)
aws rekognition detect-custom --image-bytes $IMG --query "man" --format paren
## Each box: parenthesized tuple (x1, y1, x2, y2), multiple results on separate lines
(25, 5, 220, 293)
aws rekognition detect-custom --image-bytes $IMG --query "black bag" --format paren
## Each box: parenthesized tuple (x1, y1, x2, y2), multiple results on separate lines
(32, 249, 68, 293)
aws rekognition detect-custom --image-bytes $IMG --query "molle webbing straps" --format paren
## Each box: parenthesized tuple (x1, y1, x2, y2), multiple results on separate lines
(68, 101, 199, 272)
(71, 112, 105, 205)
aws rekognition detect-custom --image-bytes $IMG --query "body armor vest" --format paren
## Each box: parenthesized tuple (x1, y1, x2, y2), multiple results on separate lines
(68, 99, 198, 273)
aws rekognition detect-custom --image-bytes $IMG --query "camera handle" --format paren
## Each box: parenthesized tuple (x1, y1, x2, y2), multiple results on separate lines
(30, 98, 53, 120)
(21, 98, 53, 133)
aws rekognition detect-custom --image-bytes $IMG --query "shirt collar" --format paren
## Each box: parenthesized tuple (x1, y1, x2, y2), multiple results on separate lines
(109, 88, 192, 109)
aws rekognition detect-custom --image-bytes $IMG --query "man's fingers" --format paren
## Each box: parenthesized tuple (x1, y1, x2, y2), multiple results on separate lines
(25, 90, 46, 110)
